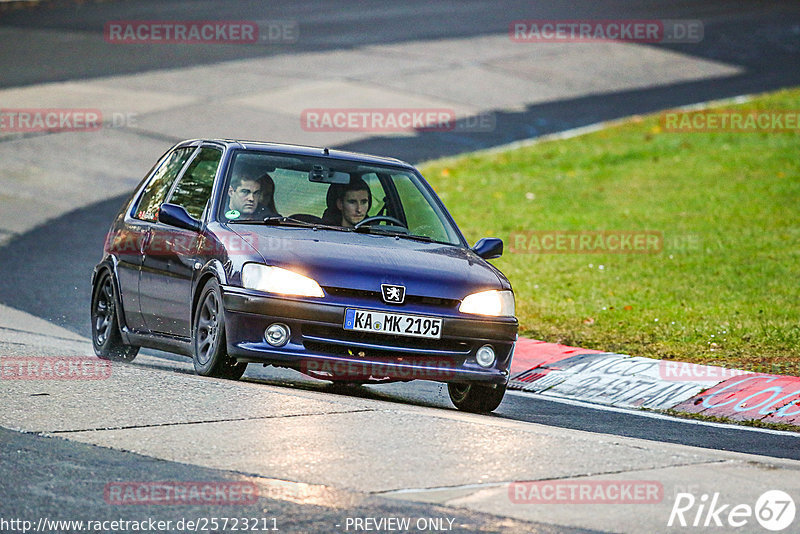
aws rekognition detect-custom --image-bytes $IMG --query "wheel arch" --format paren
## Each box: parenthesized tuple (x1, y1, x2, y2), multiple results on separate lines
(92, 258, 130, 334)
(191, 260, 228, 334)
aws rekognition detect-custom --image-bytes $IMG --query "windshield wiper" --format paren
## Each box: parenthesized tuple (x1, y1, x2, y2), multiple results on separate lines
(230, 216, 352, 232)
(229, 216, 314, 227)
(261, 216, 317, 227)
(354, 225, 433, 242)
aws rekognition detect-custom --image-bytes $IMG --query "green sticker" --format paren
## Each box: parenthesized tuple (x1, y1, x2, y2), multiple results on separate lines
(225, 209, 240, 219)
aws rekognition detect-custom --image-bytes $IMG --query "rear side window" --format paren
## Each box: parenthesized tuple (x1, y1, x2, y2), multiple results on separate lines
(169, 147, 223, 220)
(134, 147, 195, 222)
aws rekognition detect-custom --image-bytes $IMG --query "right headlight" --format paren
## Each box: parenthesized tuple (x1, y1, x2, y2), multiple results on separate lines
(459, 289, 515, 317)
(241, 263, 324, 298)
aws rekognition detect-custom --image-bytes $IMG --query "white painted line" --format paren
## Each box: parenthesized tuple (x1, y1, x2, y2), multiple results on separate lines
(507, 390, 800, 437)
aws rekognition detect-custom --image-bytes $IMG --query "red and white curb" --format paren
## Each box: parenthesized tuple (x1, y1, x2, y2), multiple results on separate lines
(509, 338, 800, 426)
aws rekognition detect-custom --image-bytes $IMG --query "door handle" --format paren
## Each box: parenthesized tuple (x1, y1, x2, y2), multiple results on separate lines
(140, 229, 152, 255)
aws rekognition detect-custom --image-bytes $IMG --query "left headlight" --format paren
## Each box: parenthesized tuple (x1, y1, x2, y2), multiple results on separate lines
(459, 289, 515, 317)
(242, 263, 324, 298)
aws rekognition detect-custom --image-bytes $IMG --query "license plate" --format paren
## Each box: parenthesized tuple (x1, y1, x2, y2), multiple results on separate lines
(344, 308, 442, 339)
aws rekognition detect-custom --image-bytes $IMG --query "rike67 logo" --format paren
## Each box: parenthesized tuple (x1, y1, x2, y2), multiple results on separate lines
(668, 490, 796, 531)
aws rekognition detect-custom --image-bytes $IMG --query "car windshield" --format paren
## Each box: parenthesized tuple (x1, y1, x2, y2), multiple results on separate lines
(219, 150, 464, 246)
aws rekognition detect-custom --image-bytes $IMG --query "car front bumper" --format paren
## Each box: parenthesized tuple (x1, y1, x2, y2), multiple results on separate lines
(222, 286, 518, 385)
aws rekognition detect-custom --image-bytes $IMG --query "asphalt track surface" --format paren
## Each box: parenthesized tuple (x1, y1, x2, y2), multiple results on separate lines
(1, 1, 800, 531)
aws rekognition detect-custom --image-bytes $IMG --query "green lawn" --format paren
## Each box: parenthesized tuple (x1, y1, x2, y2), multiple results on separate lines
(420, 88, 800, 373)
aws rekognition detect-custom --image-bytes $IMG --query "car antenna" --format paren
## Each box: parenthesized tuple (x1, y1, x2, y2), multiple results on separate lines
(323, 147, 329, 155)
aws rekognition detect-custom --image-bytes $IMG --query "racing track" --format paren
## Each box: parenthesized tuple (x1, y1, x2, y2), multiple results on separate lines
(1, 1, 800, 532)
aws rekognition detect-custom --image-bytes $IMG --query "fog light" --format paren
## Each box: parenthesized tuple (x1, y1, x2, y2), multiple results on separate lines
(475, 345, 495, 368)
(265, 323, 290, 347)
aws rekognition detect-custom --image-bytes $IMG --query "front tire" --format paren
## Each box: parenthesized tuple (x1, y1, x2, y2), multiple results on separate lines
(193, 279, 247, 380)
(448, 382, 506, 413)
(91, 271, 139, 362)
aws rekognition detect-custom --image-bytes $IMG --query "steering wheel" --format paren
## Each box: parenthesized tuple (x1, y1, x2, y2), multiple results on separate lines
(354, 215, 406, 229)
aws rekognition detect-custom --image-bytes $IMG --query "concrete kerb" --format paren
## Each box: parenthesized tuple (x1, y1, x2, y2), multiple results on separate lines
(509, 338, 800, 428)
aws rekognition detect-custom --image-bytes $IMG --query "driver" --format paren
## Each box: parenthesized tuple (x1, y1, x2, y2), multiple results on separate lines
(325, 178, 372, 227)
(226, 172, 279, 220)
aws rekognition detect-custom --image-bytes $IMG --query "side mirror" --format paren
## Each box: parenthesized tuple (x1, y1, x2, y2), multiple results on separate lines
(159, 203, 202, 232)
(472, 237, 503, 259)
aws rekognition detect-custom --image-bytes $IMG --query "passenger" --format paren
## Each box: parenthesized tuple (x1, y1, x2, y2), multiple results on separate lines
(226, 172, 279, 220)
(321, 178, 372, 227)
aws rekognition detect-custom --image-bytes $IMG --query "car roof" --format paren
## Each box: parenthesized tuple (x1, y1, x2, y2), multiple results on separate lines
(177, 139, 415, 169)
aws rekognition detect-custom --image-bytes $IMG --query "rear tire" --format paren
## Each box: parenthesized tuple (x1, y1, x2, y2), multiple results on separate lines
(193, 279, 247, 380)
(91, 271, 139, 362)
(448, 382, 506, 413)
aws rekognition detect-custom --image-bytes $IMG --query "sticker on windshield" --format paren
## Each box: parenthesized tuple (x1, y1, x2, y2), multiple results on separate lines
(225, 209, 240, 219)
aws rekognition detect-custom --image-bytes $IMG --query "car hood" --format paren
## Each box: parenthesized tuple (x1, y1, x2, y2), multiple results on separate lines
(225, 226, 508, 300)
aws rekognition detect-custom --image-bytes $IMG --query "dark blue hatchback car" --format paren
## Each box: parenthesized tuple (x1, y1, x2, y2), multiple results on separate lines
(92, 139, 518, 412)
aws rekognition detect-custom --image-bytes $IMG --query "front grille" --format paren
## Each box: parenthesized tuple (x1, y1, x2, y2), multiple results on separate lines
(322, 286, 460, 309)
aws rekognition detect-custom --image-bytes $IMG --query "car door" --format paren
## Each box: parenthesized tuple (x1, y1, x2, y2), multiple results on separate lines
(115, 146, 196, 332)
(139, 146, 223, 337)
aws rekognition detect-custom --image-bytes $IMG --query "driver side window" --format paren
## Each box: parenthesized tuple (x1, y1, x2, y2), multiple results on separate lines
(134, 147, 195, 222)
(168, 147, 223, 220)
